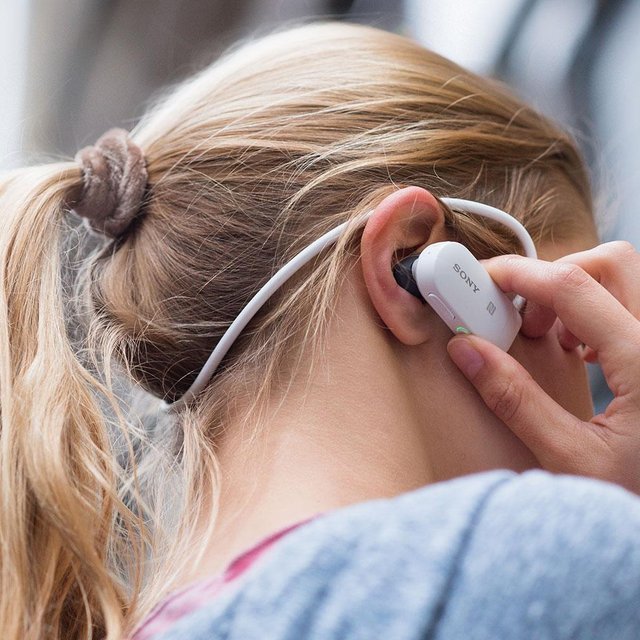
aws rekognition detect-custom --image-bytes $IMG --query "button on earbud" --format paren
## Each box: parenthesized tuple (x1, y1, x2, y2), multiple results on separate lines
(426, 293, 455, 320)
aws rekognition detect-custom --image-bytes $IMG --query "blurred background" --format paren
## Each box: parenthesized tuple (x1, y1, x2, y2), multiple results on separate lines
(2, 0, 638, 411)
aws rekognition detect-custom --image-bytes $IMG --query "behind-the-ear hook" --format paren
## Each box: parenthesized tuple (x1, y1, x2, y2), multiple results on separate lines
(168, 197, 536, 409)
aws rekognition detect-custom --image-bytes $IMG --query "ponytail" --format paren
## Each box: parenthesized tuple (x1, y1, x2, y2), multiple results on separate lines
(0, 164, 141, 638)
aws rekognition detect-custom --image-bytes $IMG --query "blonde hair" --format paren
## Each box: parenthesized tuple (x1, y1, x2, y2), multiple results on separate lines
(0, 22, 593, 639)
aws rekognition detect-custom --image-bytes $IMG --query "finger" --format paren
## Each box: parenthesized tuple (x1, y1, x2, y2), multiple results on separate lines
(556, 321, 582, 351)
(481, 259, 557, 338)
(492, 241, 640, 338)
(483, 254, 640, 396)
(556, 241, 640, 318)
(447, 335, 602, 472)
(520, 298, 557, 338)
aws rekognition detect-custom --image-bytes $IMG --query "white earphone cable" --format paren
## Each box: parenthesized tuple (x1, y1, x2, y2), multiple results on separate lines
(166, 198, 536, 409)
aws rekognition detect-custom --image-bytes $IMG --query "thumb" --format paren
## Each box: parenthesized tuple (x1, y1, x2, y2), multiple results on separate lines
(446, 335, 591, 472)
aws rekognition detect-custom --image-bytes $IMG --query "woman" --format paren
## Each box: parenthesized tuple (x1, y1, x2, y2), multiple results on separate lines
(1, 22, 639, 639)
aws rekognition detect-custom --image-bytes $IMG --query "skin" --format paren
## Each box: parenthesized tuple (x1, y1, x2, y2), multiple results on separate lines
(176, 186, 599, 588)
(449, 241, 640, 493)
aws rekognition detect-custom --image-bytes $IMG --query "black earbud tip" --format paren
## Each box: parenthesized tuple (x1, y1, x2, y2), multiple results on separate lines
(392, 255, 424, 301)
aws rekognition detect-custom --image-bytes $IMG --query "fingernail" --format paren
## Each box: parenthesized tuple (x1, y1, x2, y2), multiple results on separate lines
(447, 338, 485, 380)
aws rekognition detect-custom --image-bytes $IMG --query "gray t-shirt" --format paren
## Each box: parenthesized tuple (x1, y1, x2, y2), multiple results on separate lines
(158, 469, 640, 639)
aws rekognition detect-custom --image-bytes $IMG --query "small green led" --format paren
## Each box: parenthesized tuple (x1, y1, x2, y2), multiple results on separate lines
(455, 326, 471, 334)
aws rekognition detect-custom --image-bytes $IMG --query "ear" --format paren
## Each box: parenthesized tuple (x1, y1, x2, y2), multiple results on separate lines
(360, 186, 448, 345)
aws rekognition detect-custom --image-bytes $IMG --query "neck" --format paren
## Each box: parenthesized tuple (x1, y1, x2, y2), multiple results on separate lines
(177, 272, 534, 586)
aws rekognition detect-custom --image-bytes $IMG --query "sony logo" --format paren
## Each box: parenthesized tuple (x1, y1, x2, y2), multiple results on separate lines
(453, 263, 480, 293)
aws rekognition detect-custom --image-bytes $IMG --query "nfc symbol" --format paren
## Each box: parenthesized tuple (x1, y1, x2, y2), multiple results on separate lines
(487, 302, 496, 316)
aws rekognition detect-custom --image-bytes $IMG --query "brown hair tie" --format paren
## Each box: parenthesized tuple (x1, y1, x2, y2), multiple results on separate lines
(73, 128, 148, 238)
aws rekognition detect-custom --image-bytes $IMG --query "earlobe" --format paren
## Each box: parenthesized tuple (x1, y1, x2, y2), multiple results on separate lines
(360, 186, 448, 345)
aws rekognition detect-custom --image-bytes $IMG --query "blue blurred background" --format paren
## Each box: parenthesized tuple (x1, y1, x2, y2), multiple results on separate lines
(3, 0, 638, 412)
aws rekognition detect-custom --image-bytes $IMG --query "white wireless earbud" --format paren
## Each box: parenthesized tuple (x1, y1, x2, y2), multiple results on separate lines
(392, 197, 537, 352)
(400, 242, 522, 351)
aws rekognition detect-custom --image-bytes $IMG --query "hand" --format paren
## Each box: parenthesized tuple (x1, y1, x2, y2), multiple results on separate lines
(446, 241, 640, 494)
